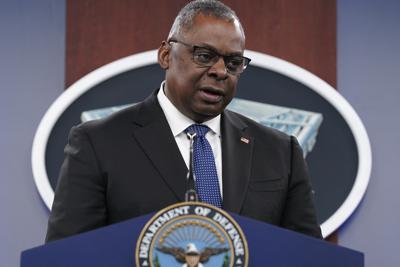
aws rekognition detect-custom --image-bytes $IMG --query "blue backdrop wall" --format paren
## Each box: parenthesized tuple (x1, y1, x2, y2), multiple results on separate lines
(0, 1, 65, 266)
(337, 0, 400, 266)
(0, 1, 399, 266)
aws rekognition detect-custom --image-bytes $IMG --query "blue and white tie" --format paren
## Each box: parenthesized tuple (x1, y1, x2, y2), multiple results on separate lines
(185, 124, 223, 209)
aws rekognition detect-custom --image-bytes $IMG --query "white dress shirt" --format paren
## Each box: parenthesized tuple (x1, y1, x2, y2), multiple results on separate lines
(157, 81, 223, 197)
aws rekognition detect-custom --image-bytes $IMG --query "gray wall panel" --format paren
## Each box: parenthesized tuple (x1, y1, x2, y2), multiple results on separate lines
(337, 0, 400, 266)
(0, 1, 65, 266)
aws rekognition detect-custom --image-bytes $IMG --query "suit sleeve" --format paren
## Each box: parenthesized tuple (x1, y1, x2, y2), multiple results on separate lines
(45, 125, 107, 242)
(280, 136, 322, 238)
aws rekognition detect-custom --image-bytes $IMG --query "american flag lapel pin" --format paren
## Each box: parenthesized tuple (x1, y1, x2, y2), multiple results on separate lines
(240, 137, 250, 144)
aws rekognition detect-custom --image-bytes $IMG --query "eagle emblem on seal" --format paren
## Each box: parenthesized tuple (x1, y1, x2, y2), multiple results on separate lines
(157, 243, 229, 267)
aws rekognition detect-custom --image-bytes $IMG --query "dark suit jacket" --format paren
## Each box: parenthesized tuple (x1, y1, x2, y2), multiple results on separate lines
(46, 90, 322, 242)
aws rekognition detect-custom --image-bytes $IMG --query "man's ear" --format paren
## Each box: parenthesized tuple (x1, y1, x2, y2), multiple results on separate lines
(158, 41, 170, 69)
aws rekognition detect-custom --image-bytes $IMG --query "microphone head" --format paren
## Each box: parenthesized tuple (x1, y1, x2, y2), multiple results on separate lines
(186, 132, 196, 140)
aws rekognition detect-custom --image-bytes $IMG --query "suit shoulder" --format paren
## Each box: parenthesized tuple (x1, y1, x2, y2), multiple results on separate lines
(75, 101, 144, 134)
(225, 109, 291, 143)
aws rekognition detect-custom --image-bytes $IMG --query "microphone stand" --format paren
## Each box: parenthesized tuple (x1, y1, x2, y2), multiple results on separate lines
(185, 132, 198, 202)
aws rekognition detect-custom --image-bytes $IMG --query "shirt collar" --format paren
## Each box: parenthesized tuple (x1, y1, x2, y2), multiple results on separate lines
(157, 81, 221, 137)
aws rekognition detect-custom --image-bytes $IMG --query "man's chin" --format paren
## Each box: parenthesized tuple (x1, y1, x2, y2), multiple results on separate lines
(192, 109, 223, 122)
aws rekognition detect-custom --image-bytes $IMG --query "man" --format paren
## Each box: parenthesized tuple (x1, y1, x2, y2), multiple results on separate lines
(46, 0, 321, 242)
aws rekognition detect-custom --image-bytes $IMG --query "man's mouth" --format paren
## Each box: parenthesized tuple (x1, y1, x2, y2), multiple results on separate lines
(199, 87, 225, 103)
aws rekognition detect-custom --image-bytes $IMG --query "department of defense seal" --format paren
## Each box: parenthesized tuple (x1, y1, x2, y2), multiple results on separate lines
(135, 202, 249, 267)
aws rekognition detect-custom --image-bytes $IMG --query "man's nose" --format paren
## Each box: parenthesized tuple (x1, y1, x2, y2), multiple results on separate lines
(208, 57, 228, 79)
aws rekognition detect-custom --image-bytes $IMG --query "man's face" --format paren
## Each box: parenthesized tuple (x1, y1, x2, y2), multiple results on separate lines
(159, 14, 245, 122)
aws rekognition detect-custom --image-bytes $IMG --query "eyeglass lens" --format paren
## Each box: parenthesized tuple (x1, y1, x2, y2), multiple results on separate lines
(193, 47, 247, 74)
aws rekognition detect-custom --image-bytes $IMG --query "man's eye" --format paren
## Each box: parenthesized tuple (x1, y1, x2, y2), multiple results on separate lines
(194, 51, 215, 63)
(227, 58, 244, 68)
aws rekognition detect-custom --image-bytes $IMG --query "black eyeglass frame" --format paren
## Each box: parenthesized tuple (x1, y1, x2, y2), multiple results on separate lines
(168, 39, 251, 75)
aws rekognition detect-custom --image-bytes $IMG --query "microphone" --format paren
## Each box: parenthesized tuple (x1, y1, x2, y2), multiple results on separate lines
(185, 132, 198, 202)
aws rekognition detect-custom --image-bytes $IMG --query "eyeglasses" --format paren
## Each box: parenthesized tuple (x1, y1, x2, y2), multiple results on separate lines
(168, 39, 251, 75)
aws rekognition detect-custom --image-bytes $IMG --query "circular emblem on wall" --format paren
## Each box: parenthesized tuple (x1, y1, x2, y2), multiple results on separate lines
(135, 202, 248, 267)
(32, 50, 372, 238)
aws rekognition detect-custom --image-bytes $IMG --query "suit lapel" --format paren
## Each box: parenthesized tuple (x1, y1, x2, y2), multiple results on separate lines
(222, 111, 254, 213)
(130, 92, 254, 208)
(131, 92, 188, 201)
